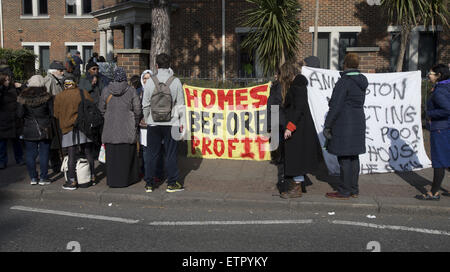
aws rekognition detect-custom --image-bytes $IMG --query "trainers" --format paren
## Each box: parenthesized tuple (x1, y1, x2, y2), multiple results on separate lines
(145, 185, 153, 193)
(39, 179, 51, 186)
(30, 179, 38, 185)
(62, 181, 77, 191)
(166, 182, 184, 193)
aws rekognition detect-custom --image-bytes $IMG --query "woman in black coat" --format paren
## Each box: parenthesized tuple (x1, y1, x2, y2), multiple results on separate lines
(323, 53, 368, 200)
(281, 62, 328, 198)
(17, 75, 53, 185)
(0, 72, 24, 169)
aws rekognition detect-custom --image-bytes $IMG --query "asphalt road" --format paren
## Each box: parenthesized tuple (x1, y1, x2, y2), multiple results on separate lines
(0, 198, 449, 254)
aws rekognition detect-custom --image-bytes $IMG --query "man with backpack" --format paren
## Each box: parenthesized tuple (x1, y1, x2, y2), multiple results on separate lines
(142, 53, 185, 193)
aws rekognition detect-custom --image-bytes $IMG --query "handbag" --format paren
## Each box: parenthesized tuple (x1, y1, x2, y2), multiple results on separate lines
(61, 155, 92, 187)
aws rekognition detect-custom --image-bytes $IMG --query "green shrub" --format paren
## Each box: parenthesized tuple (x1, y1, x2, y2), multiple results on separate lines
(0, 48, 36, 81)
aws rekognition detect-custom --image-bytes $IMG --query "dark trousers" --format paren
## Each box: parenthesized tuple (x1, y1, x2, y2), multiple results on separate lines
(142, 145, 164, 183)
(24, 140, 50, 180)
(337, 155, 360, 196)
(147, 125, 179, 187)
(67, 143, 95, 182)
(0, 138, 23, 167)
(431, 168, 445, 195)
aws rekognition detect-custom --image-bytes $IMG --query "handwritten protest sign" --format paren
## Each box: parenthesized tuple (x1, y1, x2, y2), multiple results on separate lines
(183, 83, 271, 161)
(302, 67, 432, 174)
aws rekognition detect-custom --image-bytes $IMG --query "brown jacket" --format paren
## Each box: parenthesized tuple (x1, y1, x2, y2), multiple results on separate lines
(53, 87, 93, 134)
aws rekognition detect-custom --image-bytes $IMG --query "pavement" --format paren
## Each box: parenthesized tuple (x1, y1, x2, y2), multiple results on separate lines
(0, 139, 449, 217)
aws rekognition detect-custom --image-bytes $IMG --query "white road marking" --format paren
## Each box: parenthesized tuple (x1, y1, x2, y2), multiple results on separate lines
(10, 206, 139, 224)
(148, 219, 314, 226)
(331, 220, 450, 236)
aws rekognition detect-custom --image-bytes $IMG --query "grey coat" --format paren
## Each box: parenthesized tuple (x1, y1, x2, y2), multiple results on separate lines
(324, 69, 368, 156)
(99, 81, 142, 144)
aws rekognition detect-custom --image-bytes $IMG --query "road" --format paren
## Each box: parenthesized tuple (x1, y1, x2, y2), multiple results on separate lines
(0, 198, 449, 254)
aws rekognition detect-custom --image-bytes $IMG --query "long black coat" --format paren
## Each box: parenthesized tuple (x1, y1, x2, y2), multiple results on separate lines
(17, 87, 53, 141)
(284, 75, 327, 176)
(324, 69, 368, 156)
(0, 85, 22, 139)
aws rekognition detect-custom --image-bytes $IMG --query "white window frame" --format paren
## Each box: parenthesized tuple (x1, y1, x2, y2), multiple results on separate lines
(21, 42, 51, 71)
(64, 0, 93, 19)
(309, 26, 362, 70)
(20, 0, 49, 20)
(387, 25, 442, 71)
(65, 42, 95, 73)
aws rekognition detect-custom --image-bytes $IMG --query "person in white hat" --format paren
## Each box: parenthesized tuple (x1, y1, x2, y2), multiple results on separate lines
(16, 75, 53, 185)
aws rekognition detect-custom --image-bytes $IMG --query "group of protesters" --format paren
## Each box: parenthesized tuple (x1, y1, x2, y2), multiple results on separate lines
(269, 53, 450, 201)
(0, 51, 449, 200)
(0, 53, 185, 193)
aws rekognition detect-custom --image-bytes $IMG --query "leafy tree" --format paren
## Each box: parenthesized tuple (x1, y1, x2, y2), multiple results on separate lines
(240, 0, 302, 76)
(381, 0, 449, 72)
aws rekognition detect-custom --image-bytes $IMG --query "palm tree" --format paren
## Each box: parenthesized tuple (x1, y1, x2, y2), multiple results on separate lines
(150, 0, 171, 71)
(381, 0, 449, 72)
(240, 0, 302, 76)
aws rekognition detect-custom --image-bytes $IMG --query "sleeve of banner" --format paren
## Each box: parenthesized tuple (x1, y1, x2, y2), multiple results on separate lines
(427, 89, 450, 119)
(324, 80, 347, 128)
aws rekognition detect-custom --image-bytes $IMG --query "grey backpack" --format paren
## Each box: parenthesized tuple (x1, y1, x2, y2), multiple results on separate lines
(150, 75, 175, 122)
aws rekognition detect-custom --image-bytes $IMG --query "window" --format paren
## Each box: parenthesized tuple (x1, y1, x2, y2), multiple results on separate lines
(82, 0, 92, 14)
(66, 46, 78, 56)
(390, 32, 410, 72)
(38, 0, 47, 15)
(339, 33, 357, 70)
(312, 33, 330, 69)
(66, 3, 76, 15)
(39, 46, 50, 72)
(65, 0, 92, 17)
(23, 45, 34, 52)
(82, 46, 93, 67)
(22, 0, 48, 17)
(22, 0, 33, 15)
(238, 34, 255, 77)
(418, 32, 437, 78)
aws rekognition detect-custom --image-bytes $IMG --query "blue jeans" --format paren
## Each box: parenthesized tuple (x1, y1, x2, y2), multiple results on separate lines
(25, 140, 51, 180)
(146, 125, 179, 186)
(0, 139, 24, 167)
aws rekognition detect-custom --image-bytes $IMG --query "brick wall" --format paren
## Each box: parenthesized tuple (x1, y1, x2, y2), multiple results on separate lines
(2, 0, 448, 76)
(2, 0, 100, 64)
(116, 50, 150, 79)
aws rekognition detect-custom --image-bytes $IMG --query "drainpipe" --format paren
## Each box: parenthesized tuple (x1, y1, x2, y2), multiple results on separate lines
(222, 0, 225, 83)
(0, 0, 4, 48)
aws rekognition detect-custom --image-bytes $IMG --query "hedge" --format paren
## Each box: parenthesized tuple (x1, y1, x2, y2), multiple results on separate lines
(0, 48, 36, 81)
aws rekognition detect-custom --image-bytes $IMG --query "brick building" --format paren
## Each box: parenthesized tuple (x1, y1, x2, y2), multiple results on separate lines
(0, 0, 448, 78)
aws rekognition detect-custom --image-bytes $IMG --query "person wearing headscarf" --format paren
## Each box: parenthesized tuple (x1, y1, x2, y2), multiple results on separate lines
(99, 67, 142, 188)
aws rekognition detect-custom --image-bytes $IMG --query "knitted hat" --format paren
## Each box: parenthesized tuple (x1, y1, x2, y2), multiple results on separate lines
(113, 67, 127, 82)
(27, 75, 46, 87)
(85, 61, 99, 72)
